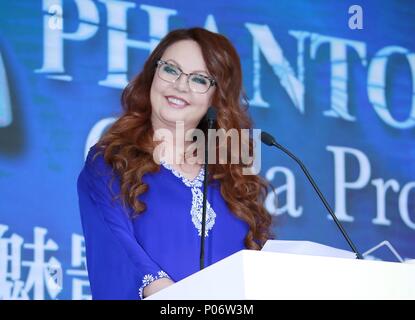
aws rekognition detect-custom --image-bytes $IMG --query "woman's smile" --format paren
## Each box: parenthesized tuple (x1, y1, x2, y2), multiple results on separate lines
(165, 95, 190, 109)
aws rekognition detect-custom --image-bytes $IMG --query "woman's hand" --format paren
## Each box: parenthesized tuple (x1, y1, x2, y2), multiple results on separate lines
(143, 277, 175, 298)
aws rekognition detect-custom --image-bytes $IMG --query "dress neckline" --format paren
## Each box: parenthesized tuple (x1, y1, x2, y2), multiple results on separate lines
(160, 162, 205, 188)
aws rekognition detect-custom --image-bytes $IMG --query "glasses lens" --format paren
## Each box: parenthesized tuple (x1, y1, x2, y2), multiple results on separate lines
(189, 74, 210, 93)
(158, 62, 180, 82)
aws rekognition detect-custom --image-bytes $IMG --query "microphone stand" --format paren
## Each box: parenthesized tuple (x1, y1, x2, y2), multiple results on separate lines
(261, 132, 364, 260)
(200, 109, 216, 270)
(200, 133, 209, 270)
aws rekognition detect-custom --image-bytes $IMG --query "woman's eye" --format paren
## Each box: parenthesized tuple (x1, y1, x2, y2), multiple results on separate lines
(192, 76, 207, 85)
(164, 65, 178, 75)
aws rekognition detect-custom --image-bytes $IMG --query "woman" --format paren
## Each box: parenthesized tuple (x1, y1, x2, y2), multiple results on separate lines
(77, 27, 272, 300)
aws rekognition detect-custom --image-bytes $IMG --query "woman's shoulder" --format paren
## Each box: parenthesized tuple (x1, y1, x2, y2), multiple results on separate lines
(83, 144, 115, 178)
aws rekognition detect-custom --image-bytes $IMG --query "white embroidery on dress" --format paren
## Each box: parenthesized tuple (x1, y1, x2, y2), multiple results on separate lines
(138, 271, 171, 300)
(161, 162, 216, 237)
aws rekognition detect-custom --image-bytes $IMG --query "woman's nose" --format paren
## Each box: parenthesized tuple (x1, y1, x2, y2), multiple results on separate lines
(174, 73, 190, 92)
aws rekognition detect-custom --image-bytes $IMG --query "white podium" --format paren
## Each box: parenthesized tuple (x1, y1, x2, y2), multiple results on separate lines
(146, 250, 415, 300)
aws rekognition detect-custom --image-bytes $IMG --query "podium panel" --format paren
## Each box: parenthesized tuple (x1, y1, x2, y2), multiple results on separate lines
(146, 250, 415, 300)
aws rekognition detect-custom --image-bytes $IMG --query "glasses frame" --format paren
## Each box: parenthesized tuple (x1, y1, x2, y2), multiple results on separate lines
(156, 59, 216, 94)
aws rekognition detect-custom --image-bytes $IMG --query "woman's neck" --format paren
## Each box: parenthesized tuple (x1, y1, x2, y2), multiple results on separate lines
(152, 123, 203, 168)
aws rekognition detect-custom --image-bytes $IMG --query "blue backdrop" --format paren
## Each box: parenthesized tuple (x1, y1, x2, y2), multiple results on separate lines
(0, 0, 414, 299)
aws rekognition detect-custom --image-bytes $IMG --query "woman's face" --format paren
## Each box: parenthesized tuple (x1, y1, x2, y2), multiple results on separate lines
(150, 40, 215, 131)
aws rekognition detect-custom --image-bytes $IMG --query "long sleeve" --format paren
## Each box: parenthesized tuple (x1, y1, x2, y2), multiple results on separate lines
(77, 147, 170, 300)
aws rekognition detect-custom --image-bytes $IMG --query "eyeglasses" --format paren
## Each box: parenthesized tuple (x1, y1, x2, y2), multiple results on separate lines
(156, 59, 216, 94)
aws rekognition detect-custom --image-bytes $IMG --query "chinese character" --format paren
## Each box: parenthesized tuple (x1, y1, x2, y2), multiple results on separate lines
(0, 224, 62, 300)
(66, 234, 91, 300)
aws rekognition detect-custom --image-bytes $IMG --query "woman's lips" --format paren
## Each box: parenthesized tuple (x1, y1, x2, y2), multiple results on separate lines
(165, 96, 189, 109)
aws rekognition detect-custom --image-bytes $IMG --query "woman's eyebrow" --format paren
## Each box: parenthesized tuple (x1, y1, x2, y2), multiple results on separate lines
(164, 58, 209, 76)
(164, 59, 181, 69)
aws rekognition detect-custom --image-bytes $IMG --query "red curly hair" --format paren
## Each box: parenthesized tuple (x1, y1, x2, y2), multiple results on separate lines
(96, 28, 273, 250)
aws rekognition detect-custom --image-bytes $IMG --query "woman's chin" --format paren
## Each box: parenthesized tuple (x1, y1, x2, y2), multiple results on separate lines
(160, 109, 187, 124)
(156, 106, 203, 129)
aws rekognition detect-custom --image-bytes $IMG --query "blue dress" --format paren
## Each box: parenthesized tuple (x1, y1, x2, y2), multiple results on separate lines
(77, 146, 249, 299)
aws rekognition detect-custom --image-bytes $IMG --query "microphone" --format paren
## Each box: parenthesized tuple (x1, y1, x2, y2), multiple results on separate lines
(261, 131, 364, 259)
(200, 106, 217, 270)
